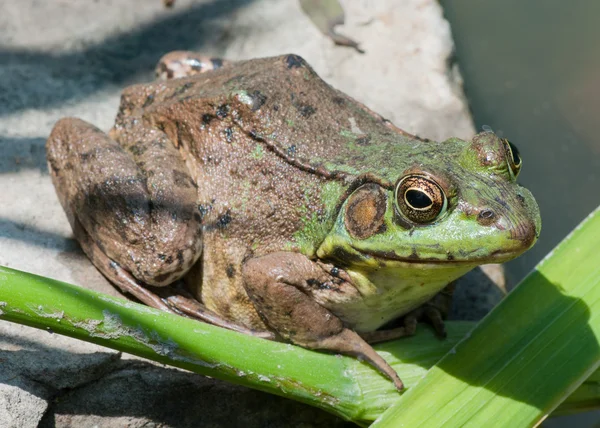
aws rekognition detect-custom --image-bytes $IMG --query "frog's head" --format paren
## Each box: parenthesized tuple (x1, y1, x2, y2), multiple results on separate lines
(317, 132, 541, 273)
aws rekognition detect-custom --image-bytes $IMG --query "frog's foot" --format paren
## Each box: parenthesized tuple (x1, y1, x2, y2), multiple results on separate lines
(155, 51, 230, 80)
(242, 251, 404, 390)
(404, 282, 456, 339)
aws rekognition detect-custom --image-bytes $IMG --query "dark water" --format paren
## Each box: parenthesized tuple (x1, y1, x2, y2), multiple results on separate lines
(442, 0, 600, 285)
(442, 2, 600, 426)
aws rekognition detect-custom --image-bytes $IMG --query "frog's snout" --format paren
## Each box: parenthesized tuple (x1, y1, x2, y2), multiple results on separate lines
(478, 188, 541, 251)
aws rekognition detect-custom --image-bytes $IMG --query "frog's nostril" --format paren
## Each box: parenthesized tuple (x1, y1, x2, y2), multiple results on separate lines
(477, 209, 496, 226)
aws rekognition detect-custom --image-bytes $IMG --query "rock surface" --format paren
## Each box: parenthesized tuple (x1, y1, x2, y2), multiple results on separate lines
(0, 0, 491, 426)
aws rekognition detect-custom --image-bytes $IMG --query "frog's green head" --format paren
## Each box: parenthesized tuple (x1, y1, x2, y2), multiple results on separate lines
(317, 132, 541, 271)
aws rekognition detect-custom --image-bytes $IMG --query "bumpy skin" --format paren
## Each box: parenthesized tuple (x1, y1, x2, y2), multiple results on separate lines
(46, 54, 541, 389)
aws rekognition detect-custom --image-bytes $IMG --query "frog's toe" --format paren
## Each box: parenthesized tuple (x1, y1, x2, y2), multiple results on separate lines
(403, 282, 455, 339)
(155, 51, 230, 80)
(403, 305, 447, 339)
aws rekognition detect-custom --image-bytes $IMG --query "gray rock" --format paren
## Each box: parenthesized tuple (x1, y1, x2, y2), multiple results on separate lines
(0, 0, 486, 426)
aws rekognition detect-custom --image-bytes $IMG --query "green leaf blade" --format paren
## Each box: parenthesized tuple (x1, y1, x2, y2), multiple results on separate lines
(374, 206, 600, 427)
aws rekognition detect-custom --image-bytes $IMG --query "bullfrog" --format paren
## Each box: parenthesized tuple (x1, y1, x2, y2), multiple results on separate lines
(46, 53, 541, 390)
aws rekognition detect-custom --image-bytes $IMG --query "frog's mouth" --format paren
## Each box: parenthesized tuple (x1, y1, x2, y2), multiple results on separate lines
(353, 247, 517, 266)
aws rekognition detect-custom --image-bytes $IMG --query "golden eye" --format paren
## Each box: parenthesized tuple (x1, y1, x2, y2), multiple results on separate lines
(501, 138, 522, 178)
(395, 175, 447, 224)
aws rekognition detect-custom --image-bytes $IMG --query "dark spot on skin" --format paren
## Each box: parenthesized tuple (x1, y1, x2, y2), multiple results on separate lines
(169, 82, 194, 98)
(287, 144, 297, 157)
(332, 96, 345, 106)
(216, 104, 230, 119)
(142, 94, 155, 108)
(205, 155, 217, 164)
(158, 254, 174, 264)
(193, 212, 202, 223)
(226, 264, 236, 278)
(172, 169, 195, 188)
(286, 54, 305, 69)
(376, 223, 387, 235)
(249, 129, 259, 139)
(197, 203, 212, 220)
(298, 104, 316, 117)
(356, 135, 371, 146)
(217, 210, 232, 229)
(157, 62, 173, 79)
(224, 127, 233, 143)
(210, 58, 224, 68)
(408, 249, 419, 260)
(81, 146, 118, 162)
(154, 272, 173, 284)
(494, 196, 510, 210)
(306, 278, 319, 288)
(177, 251, 185, 266)
(290, 93, 316, 118)
(273, 104, 279, 111)
(129, 142, 147, 157)
(202, 114, 213, 125)
(190, 62, 203, 72)
(516, 194, 526, 205)
(330, 267, 340, 277)
(248, 90, 267, 111)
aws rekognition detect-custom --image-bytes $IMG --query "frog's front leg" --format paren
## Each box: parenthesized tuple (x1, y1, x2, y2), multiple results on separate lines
(47, 117, 202, 308)
(360, 283, 455, 344)
(242, 252, 404, 390)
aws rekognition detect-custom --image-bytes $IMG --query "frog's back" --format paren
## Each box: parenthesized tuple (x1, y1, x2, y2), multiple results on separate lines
(123, 54, 421, 185)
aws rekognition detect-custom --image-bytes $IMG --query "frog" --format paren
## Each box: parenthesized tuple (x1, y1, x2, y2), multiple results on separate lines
(46, 52, 541, 390)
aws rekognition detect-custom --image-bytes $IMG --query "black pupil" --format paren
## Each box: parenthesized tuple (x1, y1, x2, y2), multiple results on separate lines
(507, 140, 521, 166)
(406, 189, 432, 209)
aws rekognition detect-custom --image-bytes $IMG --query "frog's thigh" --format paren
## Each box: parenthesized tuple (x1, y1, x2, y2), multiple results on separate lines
(155, 51, 230, 80)
(242, 251, 403, 390)
(47, 117, 202, 287)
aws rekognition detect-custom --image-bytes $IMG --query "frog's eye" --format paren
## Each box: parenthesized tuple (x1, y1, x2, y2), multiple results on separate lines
(395, 175, 447, 224)
(501, 138, 522, 178)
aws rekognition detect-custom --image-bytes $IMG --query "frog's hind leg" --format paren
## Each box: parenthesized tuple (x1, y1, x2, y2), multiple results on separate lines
(70, 216, 180, 313)
(155, 51, 231, 80)
(47, 117, 202, 302)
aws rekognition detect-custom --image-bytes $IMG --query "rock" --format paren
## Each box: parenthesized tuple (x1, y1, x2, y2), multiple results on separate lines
(0, 0, 480, 426)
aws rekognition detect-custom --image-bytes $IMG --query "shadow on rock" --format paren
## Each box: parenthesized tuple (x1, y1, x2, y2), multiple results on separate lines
(0, 0, 255, 116)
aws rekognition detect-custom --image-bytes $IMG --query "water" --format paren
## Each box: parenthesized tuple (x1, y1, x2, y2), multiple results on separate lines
(443, 2, 600, 426)
(443, 0, 600, 285)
